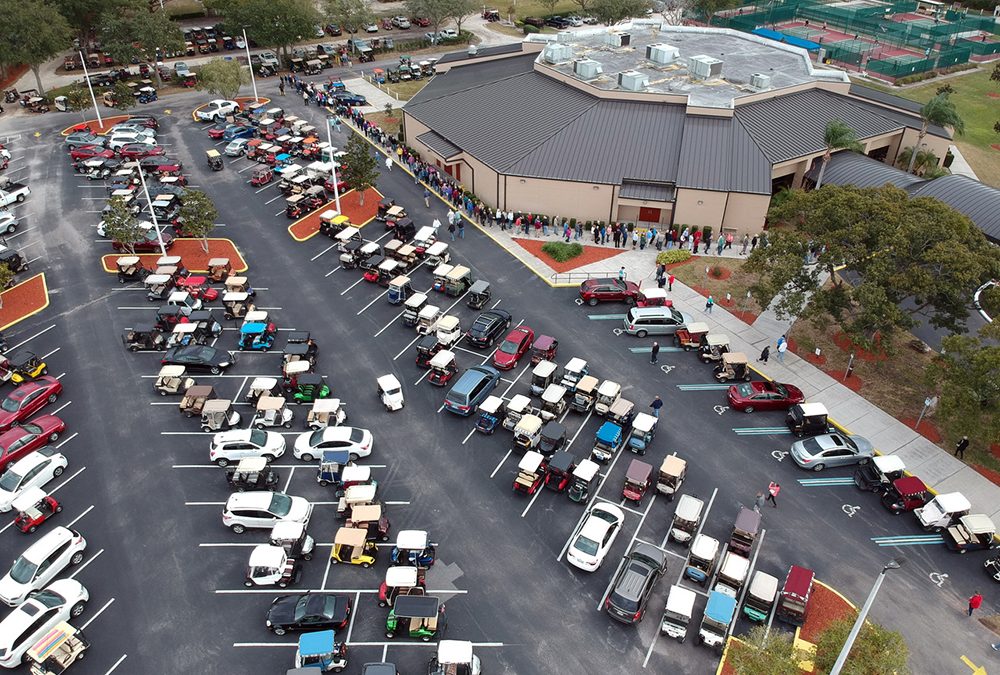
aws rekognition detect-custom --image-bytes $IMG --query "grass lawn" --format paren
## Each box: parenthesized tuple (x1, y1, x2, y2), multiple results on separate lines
(365, 110, 401, 130)
(668, 257, 763, 320)
(383, 79, 427, 101)
(508, 0, 586, 19)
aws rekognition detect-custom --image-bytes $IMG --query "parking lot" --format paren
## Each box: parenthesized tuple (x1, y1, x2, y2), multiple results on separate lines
(0, 86, 993, 674)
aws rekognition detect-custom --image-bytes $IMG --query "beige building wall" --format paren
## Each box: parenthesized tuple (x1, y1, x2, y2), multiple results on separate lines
(504, 176, 614, 221)
(722, 193, 770, 235)
(674, 188, 728, 230)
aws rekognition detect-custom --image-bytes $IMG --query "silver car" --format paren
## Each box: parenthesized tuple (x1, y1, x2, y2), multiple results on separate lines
(789, 433, 874, 471)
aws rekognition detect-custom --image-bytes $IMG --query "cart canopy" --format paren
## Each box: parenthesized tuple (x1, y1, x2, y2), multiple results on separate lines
(575, 375, 598, 393)
(469, 279, 489, 295)
(872, 455, 905, 475)
(632, 412, 656, 433)
(506, 394, 531, 413)
(377, 374, 401, 391)
(256, 395, 286, 412)
(396, 529, 429, 550)
(748, 571, 779, 602)
(518, 450, 545, 473)
(158, 364, 186, 378)
(298, 629, 336, 657)
(437, 640, 474, 666)
(350, 503, 381, 522)
(514, 414, 543, 436)
(674, 493, 704, 520)
(478, 395, 504, 415)
(705, 334, 729, 347)
(891, 476, 927, 496)
(344, 483, 377, 502)
(597, 380, 621, 398)
(595, 421, 622, 445)
(249, 544, 286, 568)
(429, 350, 455, 369)
(393, 594, 439, 618)
(236, 456, 269, 473)
(334, 526, 368, 547)
(533, 360, 557, 378)
(782, 565, 814, 600)
(797, 402, 828, 418)
(548, 452, 575, 474)
(705, 591, 737, 624)
(542, 384, 567, 404)
(404, 293, 428, 309)
(722, 351, 747, 365)
(690, 534, 720, 560)
(572, 458, 599, 482)
(665, 585, 697, 618)
(12, 487, 47, 513)
(625, 458, 652, 483)
(564, 357, 587, 373)
(385, 565, 419, 588)
(320, 449, 351, 466)
(733, 506, 761, 536)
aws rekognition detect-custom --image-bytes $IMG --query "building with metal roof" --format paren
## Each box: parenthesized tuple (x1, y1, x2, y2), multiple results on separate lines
(402, 21, 953, 236)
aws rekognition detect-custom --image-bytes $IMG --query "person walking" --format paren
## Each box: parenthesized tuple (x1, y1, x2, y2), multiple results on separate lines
(649, 396, 664, 418)
(618, 266, 626, 282)
(431, 218, 441, 236)
(741, 233, 750, 255)
(766, 481, 780, 507)
(969, 591, 983, 616)
(776, 339, 787, 363)
(705, 295, 714, 314)
(668, 274, 675, 292)
(955, 436, 969, 459)
(632, 231, 639, 249)
(385, 156, 392, 171)
(754, 492, 766, 513)
(650, 341, 660, 364)
(448, 221, 456, 241)
(278, 80, 285, 96)
(758, 345, 770, 364)
(423, 189, 431, 208)
(457, 219, 465, 239)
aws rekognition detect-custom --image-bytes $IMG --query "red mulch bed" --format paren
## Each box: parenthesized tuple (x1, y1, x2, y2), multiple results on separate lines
(992, 444, 1000, 460)
(992, 144, 1000, 152)
(60, 115, 132, 136)
(707, 267, 732, 281)
(287, 187, 381, 241)
(823, 368, 864, 391)
(101, 238, 247, 274)
(899, 416, 942, 443)
(0, 273, 49, 331)
(832, 331, 887, 362)
(513, 238, 625, 273)
(972, 464, 1000, 486)
(235, 96, 270, 107)
(799, 583, 855, 644)
(989, 93, 1000, 98)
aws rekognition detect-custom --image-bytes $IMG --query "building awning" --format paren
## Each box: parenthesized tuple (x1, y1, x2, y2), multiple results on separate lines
(619, 181, 676, 202)
(416, 131, 461, 160)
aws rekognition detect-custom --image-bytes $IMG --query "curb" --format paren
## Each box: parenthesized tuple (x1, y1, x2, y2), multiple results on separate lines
(99, 238, 249, 274)
(286, 188, 381, 242)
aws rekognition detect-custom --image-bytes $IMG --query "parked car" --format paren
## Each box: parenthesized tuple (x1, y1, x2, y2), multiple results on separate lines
(325, 24, 343, 36)
(118, 143, 165, 160)
(567, 503, 624, 572)
(0, 448, 66, 512)
(196, 99, 241, 122)
(0, 213, 17, 235)
(443, 366, 500, 416)
(579, 278, 640, 306)
(727, 381, 804, 413)
(411, 16, 431, 27)
(392, 16, 411, 28)
(333, 92, 367, 106)
(0, 415, 65, 474)
(126, 114, 158, 129)
(0, 579, 88, 668)
(110, 223, 174, 252)
(605, 542, 667, 623)
(364, 22, 379, 33)
(0, 527, 86, 607)
(223, 124, 255, 141)
(210, 429, 286, 467)
(108, 123, 155, 137)
(224, 138, 249, 157)
(161, 345, 233, 374)
(223, 492, 311, 534)
(789, 433, 875, 471)
(567, 16, 584, 26)
(0, 378, 62, 433)
(266, 593, 351, 635)
(493, 326, 534, 370)
(107, 133, 157, 151)
(293, 426, 372, 462)
(546, 16, 571, 28)
(69, 145, 114, 162)
(64, 132, 103, 150)
(466, 310, 512, 348)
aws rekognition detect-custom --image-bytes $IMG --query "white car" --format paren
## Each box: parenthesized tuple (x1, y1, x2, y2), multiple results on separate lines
(196, 99, 241, 122)
(235, 35, 246, 49)
(567, 15, 583, 26)
(223, 492, 311, 534)
(108, 123, 155, 138)
(364, 22, 379, 33)
(567, 503, 625, 572)
(293, 426, 372, 462)
(0, 527, 87, 607)
(0, 579, 88, 668)
(106, 133, 157, 151)
(440, 28, 458, 39)
(0, 212, 17, 235)
(224, 138, 249, 157)
(210, 429, 285, 467)
(392, 16, 411, 28)
(0, 448, 67, 512)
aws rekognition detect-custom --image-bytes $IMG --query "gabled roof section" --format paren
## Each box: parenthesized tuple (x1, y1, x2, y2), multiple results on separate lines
(677, 116, 771, 194)
(849, 83, 923, 115)
(416, 131, 461, 159)
(406, 52, 537, 106)
(805, 151, 923, 189)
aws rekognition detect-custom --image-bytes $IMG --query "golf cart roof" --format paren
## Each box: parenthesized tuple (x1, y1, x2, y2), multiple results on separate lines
(705, 334, 729, 346)
(797, 402, 828, 417)
(414, 225, 435, 240)
(436, 315, 459, 331)
(437, 640, 474, 665)
(241, 322, 268, 334)
(573, 458, 600, 481)
(26, 622, 80, 662)
(597, 380, 621, 397)
(518, 450, 545, 473)
(245, 310, 269, 324)
(640, 286, 667, 299)
(675, 493, 704, 518)
(396, 529, 429, 550)
(392, 594, 439, 618)
(377, 373, 401, 390)
(429, 350, 455, 369)
(236, 456, 269, 472)
(723, 351, 748, 364)
(720, 550, 750, 579)
(208, 257, 229, 266)
(478, 395, 503, 414)
(157, 255, 182, 266)
(507, 394, 531, 412)
(344, 483, 377, 502)
(891, 476, 927, 496)
(575, 375, 598, 392)
(389, 275, 411, 287)
(340, 464, 370, 482)
(446, 265, 470, 280)
(515, 414, 543, 435)
(548, 452, 575, 473)
(256, 395, 286, 411)
(334, 526, 368, 547)
(249, 544, 286, 568)
(958, 513, 996, 534)
(405, 293, 427, 308)
(705, 591, 737, 624)
(335, 226, 360, 241)
(173, 322, 197, 334)
(311, 398, 342, 413)
(251, 377, 278, 390)
(931, 492, 971, 512)
(872, 455, 905, 474)
(11, 487, 47, 512)
(666, 584, 697, 616)
(271, 519, 305, 540)
(350, 503, 381, 522)
(385, 565, 419, 588)
(595, 421, 622, 444)
(748, 571, 780, 602)
(184, 385, 215, 398)
(298, 630, 336, 657)
(285, 360, 310, 375)
(541, 421, 565, 440)
(542, 384, 567, 403)
(202, 398, 232, 414)
(565, 357, 587, 372)
(145, 274, 172, 285)
(433, 263, 453, 277)
(690, 534, 720, 559)
(158, 364, 186, 377)
(417, 305, 440, 319)
(117, 255, 140, 266)
(609, 398, 633, 417)
(632, 412, 656, 433)
(625, 458, 652, 483)
(734, 506, 761, 534)
(426, 241, 448, 256)
(224, 291, 250, 302)
(320, 450, 351, 465)
(533, 360, 557, 377)
(469, 279, 489, 294)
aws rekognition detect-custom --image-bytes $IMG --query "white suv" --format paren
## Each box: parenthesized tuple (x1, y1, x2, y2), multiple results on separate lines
(107, 133, 157, 151)
(0, 527, 87, 606)
(196, 99, 241, 122)
(210, 428, 285, 467)
(222, 492, 311, 534)
(0, 579, 88, 668)
(0, 448, 67, 512)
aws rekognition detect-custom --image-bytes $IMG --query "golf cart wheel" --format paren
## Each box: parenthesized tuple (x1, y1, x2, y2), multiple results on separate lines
(282, 421, 291, 428)
(744, 374, 752, 382)
(278, 580, 288, 587)
(362, 561, 371, 568)
(210, 367, 221, 375)
(238, 346, 245, 351)
(421, 634, 431, 642)
(185, 412, 193, 418)
(254, 423, 265, 430)
(244, 580, 253, 587)
(743, 406, 754, 414)
(71, 551, 84, 565)
(28, 525, 37, 533)
(385, 631, 394, 639)
(48, 432, 59, 442)
(273, 627, 286, 636)
(71, 600, 87, 617)
(231, 524, 246, 534)
(333, 666, 343, 673)
(636, 330, 648, 338)
(129, 345, 139, 353)
(319, 480, 328, 487)
(331, 558, 339, 565)
(303, 553, 312, 561)
(55, 505, 63, 513)
(378, 599, 387, 608)
(812, 464, 825, 472)
(236, 486, 245, 492)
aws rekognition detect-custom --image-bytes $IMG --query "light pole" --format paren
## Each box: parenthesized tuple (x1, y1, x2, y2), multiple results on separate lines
(326, 115, 342, 215)
(77, 50, 104, 128)
(242, 28, 259, 102)
(135, 162, 169, 258)
(829, 559, 903, 675)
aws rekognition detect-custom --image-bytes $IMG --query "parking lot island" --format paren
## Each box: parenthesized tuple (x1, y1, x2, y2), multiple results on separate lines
(287, 187, 381, 241)
(0, 273, 49, 331)
(100, 238, 247, 274)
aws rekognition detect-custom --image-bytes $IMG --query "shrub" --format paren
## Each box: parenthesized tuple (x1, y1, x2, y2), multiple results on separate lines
(710, 265, 725, 278)
(541, 242, 584, 262)
(657, 249, 691, 265)
(523, 24, 540, 34)
(981, 286, 1000, 318)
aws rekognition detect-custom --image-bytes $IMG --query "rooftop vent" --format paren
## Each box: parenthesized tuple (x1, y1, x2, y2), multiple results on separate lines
(646, 43, 679, 65)
(749, 72, 772, 90)
(607, 32, 631, 47)
(617, 70, 648, 92)
(689, 55, 723, 80)
(543, 43, 574, 64)
(574, 58, 603, 80)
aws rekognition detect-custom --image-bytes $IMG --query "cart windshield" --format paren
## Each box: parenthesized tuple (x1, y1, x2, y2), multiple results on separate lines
(269, 493, 293, 517)
(9, 555, 37, 583)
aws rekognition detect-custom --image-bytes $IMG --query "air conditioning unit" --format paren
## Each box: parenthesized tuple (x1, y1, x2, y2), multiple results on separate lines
(574, 58, 603, 80)
(617, 70, 648, 91)
(689, 55, 723, 80)
(749, 72, 772, 90)
(607, 32, 631, 47)
(646, 43, 679, 65)
(543, 43, 574, 64)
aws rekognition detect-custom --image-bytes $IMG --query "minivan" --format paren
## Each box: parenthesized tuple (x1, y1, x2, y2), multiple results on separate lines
(443, 366, 500, 416)
(622, 307, 692, 338)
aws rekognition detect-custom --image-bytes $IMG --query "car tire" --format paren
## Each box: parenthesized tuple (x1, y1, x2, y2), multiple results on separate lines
(588, 298, 598, 306)
(53, 466, 64, 477)
(743, 406, 754, 414)
(5, 223, 14, 234)
(70, 551, 84, 565)
(48, 393, 58, 403)
(636, 330, 648, 338)
(210, 366, 221, 375)
(216, 458, 229, 467)
(230, 524, 246, 534)
(48, 432, 59, 442)
(349, 453, 359, 462)
(273, 627, 286, 636)
(300, 453, 314, 463)
(812, 463, 825, 472)
(71, 600, 87, 617)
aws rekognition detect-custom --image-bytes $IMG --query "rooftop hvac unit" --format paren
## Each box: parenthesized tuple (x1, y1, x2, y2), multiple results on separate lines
(573, 58, 603, 80)
(543, 43, 574, 64)
(617, 70, 648, 92)
(607, 32, 631, 47)
(749, 72, 772, 90)
(689, 54, 723, 80)
(646, 43, 680, 65)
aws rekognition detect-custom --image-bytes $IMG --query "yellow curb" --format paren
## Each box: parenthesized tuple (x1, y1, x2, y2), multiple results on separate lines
(60, 115, 133, 136)
(98, 238, 249, 274)
(285, 187, 382, 242)
(0, 273, 50, 332)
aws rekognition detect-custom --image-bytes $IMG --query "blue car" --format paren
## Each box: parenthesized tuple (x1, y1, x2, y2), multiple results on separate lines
(333, 92, 367, 107)
(443, 365, 500, 416)
(223, 124, 255, 141)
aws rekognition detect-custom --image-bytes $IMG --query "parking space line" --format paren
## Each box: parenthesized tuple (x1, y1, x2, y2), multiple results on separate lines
(104, 654, 128, 674)
(634, 537, 686, 560)
(339, 276, 367, 296)
(50, 400, 72, 416)
(265, 194, 283, 205)
(489, 450, 512, 478)
(460, 428, 477, 445)
(80, 597, 115, 630)
(282, 466, 295, 492)
(595, 495, 644, 517)
(674, 487, 717, 588)
(319, 551, 334, 590)
(356, 288, 390, 315)
(324, 266, 341, 277)
(56, 432, 79, 448)
(238, 164, 257, 174)
(69, 548, 104, 579)
(520, 484, 546, 517)
(255, 183, 276, 193)
(67, 505, 95, 528)
(185, 501, 226, 505)
(40, 347, 61, 360)
(373, 309, 405, 337)
(345, 591, 361, 643)
(393, 333, 423, 361)
(311, 244, 336, 261)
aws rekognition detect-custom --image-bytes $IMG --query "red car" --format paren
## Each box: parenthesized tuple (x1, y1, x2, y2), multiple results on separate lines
(70, 145, 115, 162)
(579, 278, 640, 306)
(0, 377, 62, 433)
(412, 16, 430, 26)
(324, 177, 349, 195)
(118, 143, 165, 160)
(206, 123, 229, 140)
(493, 326, 535, 370)
(0, 414, 65, 473)
(727, 381, 804, 413)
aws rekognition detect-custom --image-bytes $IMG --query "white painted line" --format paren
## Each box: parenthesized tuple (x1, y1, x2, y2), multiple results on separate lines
(233, 641, 505, 648)
(520, 484, 545, 518)
(185, 501, 226, 505)
(50, 400, 73, 416)
(373, 309, 406, 337)
(320, 552, 334, 590)
(461, 427, 476, 445)
(311, 244, 336, 261)
(67, 505, 95, 528)
(283, 466, 295, 493)
(598, 495, 657, 611)
(339, 276, 367, 296)
(324, 266, 341, 278)
(40, 347, 60, 360)
(69, 548, 104, 579)
(104, 654, 128, 675)
(489, 450, 512, 479)
(345, 591, 361, 643)
(216, 588, 379, 595)
(80, 597, 116, 630)
(265, 194, 283, 205)
(356, 288, 390, 315)
(725, 528, 766, 643)
(393, 333, 422, 361)
(255, 183, 276, 193)
(55, 432, 79, 448)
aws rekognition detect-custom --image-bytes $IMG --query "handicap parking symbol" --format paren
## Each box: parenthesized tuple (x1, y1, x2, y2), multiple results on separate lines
(574, 298, 584, 306)
(612, 328, 624, 336)
(659, 365, 674, 376)
(771, 450, 788, 462)
(928, 572, 948, 587)
(713, 405, 729, 416)
(841, 504, 861, 518)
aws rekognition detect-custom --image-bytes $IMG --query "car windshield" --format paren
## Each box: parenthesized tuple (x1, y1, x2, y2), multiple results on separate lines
(591, 509, 619, 525)
(30, 589, 63, 608)
(499, 340, 518, 355)
(669, 308, 684, 323)
(1, 395, 21, 413)
(0, 468, 22, 491)
(269, 493, 292, 516)
(249, 429, 267, 447)
(573, 535, 599, 557)
(841, 436, 857, 451)
(308, 429, 326, 446)
(9, 555, 38, 583)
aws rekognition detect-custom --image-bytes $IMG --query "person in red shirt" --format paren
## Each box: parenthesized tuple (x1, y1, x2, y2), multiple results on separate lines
(969, 592, 983, 616)
(767, 481, 780, 507)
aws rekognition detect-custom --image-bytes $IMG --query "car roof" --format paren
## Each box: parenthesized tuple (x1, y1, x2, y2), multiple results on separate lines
(216, 428, 261, 442)
(20, 527, 74, 563)
(320, 426, 359, 441)
(226, 491, 277, 509)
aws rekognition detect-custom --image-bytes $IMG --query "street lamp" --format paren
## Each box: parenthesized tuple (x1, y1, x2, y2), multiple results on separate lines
(326, 115, 342, 215)
(829, 558, 903, 675)
(242, 28, 259, 103)
(134, 162, 169, 258)
(77, 50, 104, 128)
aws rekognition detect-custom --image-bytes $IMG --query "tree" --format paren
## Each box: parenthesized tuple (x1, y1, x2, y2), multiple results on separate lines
(813, 616, 909, 675)
(178, 190, 218, 253)
(992, 63, 1000, 136)
(539, 0, 561, 13)
(451, 0, 480, 33)
(196, 59, 250, 101)
(896, 146, 939, 176)
(98, 0, 184, 86)
(907, 93, 964, 174)
(0, 0, 73, 95)
(56, 0, 129, 42)
(65, 87, 92, 121)
(589, 0, 653, 26)
(207, 0, 319, 59)
(814, 119, 863, 189)
(0, 265, 14, 308)
(727, 625, 801, 675)
(108, 81, 136, 113)
(406, 0, 453, 39)
(322, 0, 374, 34)
(102, 196, 145, 255)
(571, 0, 592, 15)
(339, 134, 379, 205)
(745, 185, 1000, 350)
(689, 0, 740, 22)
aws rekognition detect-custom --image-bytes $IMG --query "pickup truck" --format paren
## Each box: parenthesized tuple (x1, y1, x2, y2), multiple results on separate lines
(0, 183, 30, 207)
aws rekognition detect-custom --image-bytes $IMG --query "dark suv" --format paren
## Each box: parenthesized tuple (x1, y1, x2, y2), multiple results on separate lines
(546, 16, 571, 28)
(443, 366, 500, 416)
(465, 309, 512, 348)
(605, 542, 667, 624)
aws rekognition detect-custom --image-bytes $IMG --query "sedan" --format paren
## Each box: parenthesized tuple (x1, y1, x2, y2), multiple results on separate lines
(465, 309, 512, 348)
(206, 122, 229, 139)
(0, 579, 88, 668)
(567, 503, 624, 571)
(223, 124, 254, 141)
(161, 345, 232, 374)
(727, 381, 804, 413)
(0, 377, 62, 433)
(107, 134, 157, 151)
(108, 123, 155, 138)
(118, 143, 165, 160)
(293, 426, 373, 462)
(364, 22, 379, 32)
(325, 24, 343, 36)
(493, 326, 534, 370)
(69, 145, 115, 162)
(210, 429, 285, 467)
(224, 138, 249, 157)
(579, 278, 640, 306)
(0, 447, 67, 512)
(110, 225, 174, 252)
(0, 418, 65, 476)
(334, 92, 367, 107)
(266, 593, 351, 635)
(439, 28, 458, 39)
(0, 213, 17, 235)
(789, 433, 874, 471)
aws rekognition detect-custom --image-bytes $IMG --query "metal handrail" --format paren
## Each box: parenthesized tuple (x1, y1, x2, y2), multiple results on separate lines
(549, 270, 616, 284)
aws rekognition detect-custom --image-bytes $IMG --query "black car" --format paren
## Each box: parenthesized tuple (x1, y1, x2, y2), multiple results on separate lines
(266, 593, 352, 635)
(465, 309, 512, 348)
(161, 345, 232, 374)
(334, 92, 367, 106)
(326, 23, 343, 36)
(605, 542, 667, 624)
(546, 16, 571, 28)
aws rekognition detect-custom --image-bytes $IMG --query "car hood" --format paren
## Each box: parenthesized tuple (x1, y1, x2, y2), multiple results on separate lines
(285, 497, 312, 522)
(850, 436, 874, 454)
(0, 574, 26, 604)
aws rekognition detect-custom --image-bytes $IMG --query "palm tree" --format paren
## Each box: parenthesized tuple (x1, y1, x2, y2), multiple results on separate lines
(814, 119, 864, 189)
(907, 93, 965, 174)
(896, 147, 939, 175)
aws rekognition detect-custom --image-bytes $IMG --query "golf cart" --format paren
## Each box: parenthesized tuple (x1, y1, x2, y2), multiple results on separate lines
(153, 365, 194, 396)
(426, 241, 450, 267)
(427, 350, 458, 387)
(699, 334, 730, 363)
(539, 421, 567, 456)
(570, 376, 599, 412)
(26, 622, 90, 675)
(416, 305, 441, 336)
(116, 256, 149, 283)
(512, 450, 546, 495)
(179, 384, 215, 417)
(330, 526, 378, 566)
(513, 414, 543, 453)
(385, 595, 445, 641)
(714, 352, 751, 382)
(854, 454, 905, 493)
(391, 529, 436, 568)
(294, 630, 347, 673)
(270, 520, 315, 561)
(776, 565, 814, 626)
(145, 274, 175, 302)
(530, 360, 559, 397)
(122, 324, 165, 352)
(378, 565, 425, 608)
(544, 451, 575, 492)
(656, 454, 686, 500)
(502, 395, 533, 432)
(669, 493, 704, 545)
(435, 316, 461, 348)
(347, 503, 391, 542)
(567, 458, 600, 503)
(226, 456, 279, 491)
(684, 534, 720, 586)
(591, 421, 623, 464)
(559, 357, 589, 392)
(944, 514, 998, 554)
(387, 275, 412, 305)
(660, 585, 697, 643)
(728, 506, 761, 557)
(208, 257, 231, 282)
(291, 373, 330, 404)
(698, 591, 736, 652)
(622, 458, 653, 503)
(428, 640, 481, 675)
(628, 412, 657, 454)
(253, 395, 294, 429)
(201, 399, 242, 432)
(539, 384, 568, 422)
(785, 402, 833, 438)
(307, 398, 347, 429)
(245, 544, 300, 587)
(466, 280, 491, 310)
(475, 396, 504, 435)
(530, 335, 558, 365)
(336, 484, 378, 521)
(377, 374, 404, 411)
(13, 488, 61, 533)
(402, 293, 428, 327)
(743, 571, 779, 622)
(674, 323, 710, 350)
(880, 476, 930, 515)
(247, 377, 282, 405)
(915, 492, 971, 532)
(594, 380, 622, 416)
